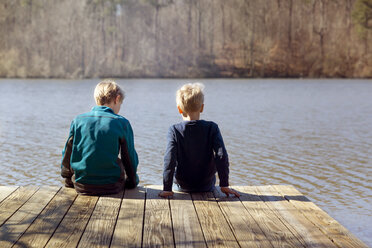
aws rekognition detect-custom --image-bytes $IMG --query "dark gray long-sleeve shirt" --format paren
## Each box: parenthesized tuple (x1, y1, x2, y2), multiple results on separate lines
(163, 120, 229, 192)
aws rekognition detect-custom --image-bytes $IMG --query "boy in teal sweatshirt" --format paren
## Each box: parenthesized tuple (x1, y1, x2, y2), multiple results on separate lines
(61, 80, 139, 195)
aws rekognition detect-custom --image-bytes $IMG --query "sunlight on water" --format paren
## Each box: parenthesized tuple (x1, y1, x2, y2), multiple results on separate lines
(0, 78, 371, 245)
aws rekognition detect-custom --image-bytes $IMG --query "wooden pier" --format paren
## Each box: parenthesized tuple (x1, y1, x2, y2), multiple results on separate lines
(0, 185, 367, 248)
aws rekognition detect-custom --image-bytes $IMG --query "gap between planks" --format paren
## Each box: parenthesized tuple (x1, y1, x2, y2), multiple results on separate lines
(0, 185, 368, 248)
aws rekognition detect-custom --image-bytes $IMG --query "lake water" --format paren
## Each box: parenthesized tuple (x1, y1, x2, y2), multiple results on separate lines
(0, 78, 371, 245)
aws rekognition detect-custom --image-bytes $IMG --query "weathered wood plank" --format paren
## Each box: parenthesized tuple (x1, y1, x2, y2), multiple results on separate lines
(191, 191, 239, 248)
(45, 194, 99, 248)
(273, 185, 369, 248)
(170, 190, 206, 248)
(143, 185, 174, 248)
(0, 186, 18, 203)
(213, 187, 273, 248)
(0, 186, 60, 248)
(235, 186, 304, 248)
(0, 186, 38, 226)
(13, 187, 77, 248)
(111, 187, 146, 248)
(77, 191, 123, 248)
(0, 185, 366, 248)
(256, 185, 337, 248)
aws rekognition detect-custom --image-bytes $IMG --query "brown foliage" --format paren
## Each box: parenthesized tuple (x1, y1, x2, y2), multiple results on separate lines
(0, 0, 371, 78)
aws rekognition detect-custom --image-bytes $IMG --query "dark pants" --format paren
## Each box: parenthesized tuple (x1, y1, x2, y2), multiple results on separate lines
(176, 175, 216, 192)
(63, 158, 125, 196)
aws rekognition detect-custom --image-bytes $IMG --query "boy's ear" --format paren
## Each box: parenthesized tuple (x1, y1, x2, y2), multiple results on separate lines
(200, 104, 204, 113)
(115, 95, 122, 104)
(177, 106, 183, 114)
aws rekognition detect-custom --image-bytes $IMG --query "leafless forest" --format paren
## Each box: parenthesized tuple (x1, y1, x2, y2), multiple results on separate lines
(0, 0, 371, 78)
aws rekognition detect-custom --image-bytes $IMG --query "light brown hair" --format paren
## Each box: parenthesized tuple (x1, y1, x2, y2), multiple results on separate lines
(94, 79, 124, 105)
(176, 83, 205, 113)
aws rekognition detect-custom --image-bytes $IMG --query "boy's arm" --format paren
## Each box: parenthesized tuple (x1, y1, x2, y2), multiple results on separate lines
(162, 126, 177, 192)
(120, 121, 139, 188)
(220, 187, 240, 197)
(212, 125, 240, 197)
(212, 124, 229, 188)
(61, 122, 74, 187)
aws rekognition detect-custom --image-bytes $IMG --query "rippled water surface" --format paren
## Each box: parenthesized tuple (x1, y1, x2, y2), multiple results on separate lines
(0, 79, 371, 245)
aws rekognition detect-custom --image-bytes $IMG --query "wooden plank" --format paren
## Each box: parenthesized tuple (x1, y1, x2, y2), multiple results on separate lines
(0, 186, 38, 226)
(170, 189, 206, 248)
(235, 186, 304, 248)
(0, 186, 18, 203)
(0, 184, 364, 248)
(111, 187, 146, 248)
(191, 191, 239, 248)
(0, 186, 60, 248)
(255, 185, 337, 248)
(213, 187, 273, 248)
(273, 185, 369, 248)
(77, 191, 124, 248)
(143, 185, 174, 248)
(13, 187, 77, 248)
(45, 194, 99, 248)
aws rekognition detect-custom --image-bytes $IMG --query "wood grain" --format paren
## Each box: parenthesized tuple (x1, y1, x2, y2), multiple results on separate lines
(273, 185, 369, 248)
(170, 189, 206, 248)
(255, 185, 337, 248)
(77, 191, 124, 248)
(0, 186, 60, 248)
(0, 185, 366, 248)
(45, 194, 99, 248)
(13, 187, 77, 248)
(213, 187, 273, 248)
(111, 187, 146, 248)
(0, 186, 18, 203)
(191, 191, 239, 248)
(143, 185, 174, 248)
(235, 186, 304, 248)
(0, 186, 38, 226)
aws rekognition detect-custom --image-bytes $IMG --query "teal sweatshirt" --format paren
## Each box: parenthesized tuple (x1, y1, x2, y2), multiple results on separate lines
(62, 106, 139, 187)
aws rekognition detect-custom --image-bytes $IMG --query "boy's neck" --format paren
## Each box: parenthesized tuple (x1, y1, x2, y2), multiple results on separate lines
(182, 112, 200, 121)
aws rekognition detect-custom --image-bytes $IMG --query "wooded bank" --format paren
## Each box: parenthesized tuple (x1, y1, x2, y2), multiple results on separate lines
(0, 0, 371, 78)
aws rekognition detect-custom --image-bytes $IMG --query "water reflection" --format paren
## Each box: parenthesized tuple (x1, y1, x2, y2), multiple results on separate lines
(0, 79, 371, 245)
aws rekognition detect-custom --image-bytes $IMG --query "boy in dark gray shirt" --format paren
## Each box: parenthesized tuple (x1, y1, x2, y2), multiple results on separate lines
(159, 83, 239, 198)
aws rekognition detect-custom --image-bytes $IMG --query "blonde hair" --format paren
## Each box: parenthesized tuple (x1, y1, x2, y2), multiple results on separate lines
(176, 83, 205, 113)
(94, 79, 124, 105)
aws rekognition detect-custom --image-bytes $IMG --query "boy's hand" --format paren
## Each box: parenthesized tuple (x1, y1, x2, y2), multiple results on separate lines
(221, 187, 240, 197)
(159, 191, 174, 198)
(125, 178, 136, 189)
(64, 178, 74, 188)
